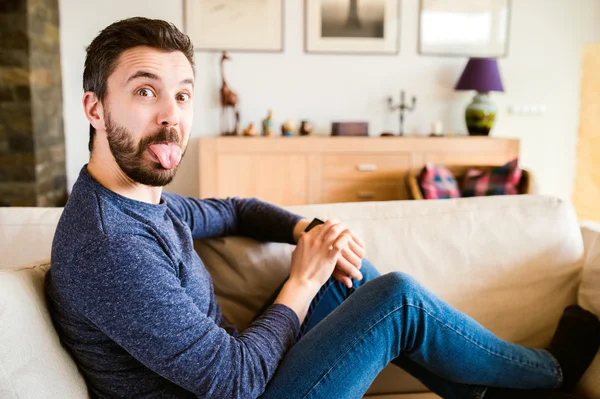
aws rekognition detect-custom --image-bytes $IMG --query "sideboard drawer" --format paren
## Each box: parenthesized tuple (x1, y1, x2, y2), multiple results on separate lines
(323, 154, 410, 181)
(321, 181, 402, 203)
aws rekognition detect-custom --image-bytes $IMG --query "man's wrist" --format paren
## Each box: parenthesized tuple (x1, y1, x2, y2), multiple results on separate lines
(293, 218, 311, 243)
(274, 277, 320, 324)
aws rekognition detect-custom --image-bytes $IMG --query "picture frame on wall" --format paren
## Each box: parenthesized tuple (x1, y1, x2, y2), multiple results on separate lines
(305, 0, 400, 55)
(418, 0, 511, 57)
(184, 0, 284, 52)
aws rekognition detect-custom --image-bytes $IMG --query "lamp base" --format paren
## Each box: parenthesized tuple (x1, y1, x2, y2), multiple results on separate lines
(465, 92, 496, 136)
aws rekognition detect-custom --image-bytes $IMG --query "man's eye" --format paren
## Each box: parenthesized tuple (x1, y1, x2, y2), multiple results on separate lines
(177, 93, 190, 102)
(136, 88, 155, 97)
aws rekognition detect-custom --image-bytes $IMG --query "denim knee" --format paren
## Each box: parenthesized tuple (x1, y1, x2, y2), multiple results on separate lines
(368, 271, 423, 305)
(384, 271, 420, 290)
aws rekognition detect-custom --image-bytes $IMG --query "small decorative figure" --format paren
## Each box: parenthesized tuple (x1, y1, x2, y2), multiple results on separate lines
(243, 122, 257, 137)
(281, 120, 294, 136)
(262, 109, 275, 137)
(299, 120, 312, 136)
(220, 52, 240, 136)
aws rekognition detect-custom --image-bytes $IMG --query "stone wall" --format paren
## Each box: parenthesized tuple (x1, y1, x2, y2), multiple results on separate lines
(0, 0, 67, 207)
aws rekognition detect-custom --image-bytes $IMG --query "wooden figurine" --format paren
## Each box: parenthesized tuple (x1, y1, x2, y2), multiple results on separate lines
(243, 122, 256, 137)
(299, 120, 312, 136)
(281, 120, 294, 136)
(220, 52, 240, 136)
(262, 109, 275, 137)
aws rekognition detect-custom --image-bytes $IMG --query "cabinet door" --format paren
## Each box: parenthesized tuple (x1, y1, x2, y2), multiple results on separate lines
(216, 154, 308, 206)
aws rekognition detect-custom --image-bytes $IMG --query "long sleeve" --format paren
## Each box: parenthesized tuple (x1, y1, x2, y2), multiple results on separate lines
(65, 236, 300, 399)
(163, 193, 304, 244)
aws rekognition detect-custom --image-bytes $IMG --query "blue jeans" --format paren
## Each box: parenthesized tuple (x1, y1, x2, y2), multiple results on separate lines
(259, 259, 562, 399)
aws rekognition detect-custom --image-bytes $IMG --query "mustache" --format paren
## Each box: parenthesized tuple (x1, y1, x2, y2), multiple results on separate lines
(137, 127, 180, 152)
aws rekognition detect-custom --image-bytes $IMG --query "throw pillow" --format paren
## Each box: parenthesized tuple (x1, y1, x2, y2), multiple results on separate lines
(418, 163, 461, 199)
(0, 260, 89, 398)
(461, 159, 523, 197)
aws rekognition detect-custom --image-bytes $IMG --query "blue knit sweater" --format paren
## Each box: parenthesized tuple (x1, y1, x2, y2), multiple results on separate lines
(45, 165, 304, 398)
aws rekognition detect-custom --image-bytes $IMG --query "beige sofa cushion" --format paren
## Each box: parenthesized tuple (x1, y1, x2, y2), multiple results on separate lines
(0, 261, 89, 399)
(579, 221, 600, 316)
(198, 195, 584, 346)
(0, 207, 63, 269)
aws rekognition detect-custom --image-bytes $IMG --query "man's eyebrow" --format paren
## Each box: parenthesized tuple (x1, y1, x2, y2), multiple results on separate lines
(126, 71, 194, 88)
(181, 78, 194, 88)
(126, 71, 159, 84)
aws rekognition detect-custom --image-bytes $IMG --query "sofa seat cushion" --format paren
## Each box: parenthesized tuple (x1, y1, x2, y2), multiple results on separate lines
(0, 261, 89, 399)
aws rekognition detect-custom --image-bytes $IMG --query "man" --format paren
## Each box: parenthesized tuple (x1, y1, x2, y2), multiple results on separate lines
(45, 17, 600, 399)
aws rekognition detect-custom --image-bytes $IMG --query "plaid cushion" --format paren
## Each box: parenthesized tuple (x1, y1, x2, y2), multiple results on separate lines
(418, 163, 461, 199)
(461, 159, 523, 197)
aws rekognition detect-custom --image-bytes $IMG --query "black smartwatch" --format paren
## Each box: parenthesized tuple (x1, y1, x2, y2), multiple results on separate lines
(304, 218, 324, 232)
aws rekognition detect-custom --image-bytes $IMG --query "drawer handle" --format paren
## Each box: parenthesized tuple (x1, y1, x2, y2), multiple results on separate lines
(356, 164, 377, 171)
(357, 191, 376, 199)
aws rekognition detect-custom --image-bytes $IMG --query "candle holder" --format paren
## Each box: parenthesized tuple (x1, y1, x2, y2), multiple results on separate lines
(387, 90, 417, 136)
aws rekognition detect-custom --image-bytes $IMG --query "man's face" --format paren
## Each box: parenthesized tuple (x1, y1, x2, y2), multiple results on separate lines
(101, 46, 194, 187)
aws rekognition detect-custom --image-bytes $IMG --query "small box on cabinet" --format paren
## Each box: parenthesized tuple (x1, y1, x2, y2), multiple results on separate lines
(331, 122, 368, 136)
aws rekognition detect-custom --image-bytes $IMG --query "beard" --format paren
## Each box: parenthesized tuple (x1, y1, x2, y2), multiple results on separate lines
(104, 113, 186, 187)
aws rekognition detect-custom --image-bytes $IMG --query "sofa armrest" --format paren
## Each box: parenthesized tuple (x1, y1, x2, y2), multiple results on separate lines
(579, 221, 600, 314)
(580, 221, 600, 252)
(577, 221, 600, 398)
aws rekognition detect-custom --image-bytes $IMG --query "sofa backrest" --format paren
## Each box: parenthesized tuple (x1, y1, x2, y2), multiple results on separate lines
(196, 195, 585, 350)
(0, 207, 63, 269)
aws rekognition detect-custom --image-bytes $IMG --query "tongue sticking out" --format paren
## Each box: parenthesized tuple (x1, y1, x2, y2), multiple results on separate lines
(149, 143, 182, 169)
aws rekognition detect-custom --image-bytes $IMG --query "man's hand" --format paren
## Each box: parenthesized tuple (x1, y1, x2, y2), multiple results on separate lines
(293, 218, 366, 289)
(332, 226, 365, 288)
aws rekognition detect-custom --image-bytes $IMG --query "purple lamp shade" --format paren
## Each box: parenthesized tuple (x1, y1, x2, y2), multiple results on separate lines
(455, 58, 504, 92)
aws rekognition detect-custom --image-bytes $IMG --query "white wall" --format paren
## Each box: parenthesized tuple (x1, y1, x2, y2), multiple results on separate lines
(58, 0, 600, 200)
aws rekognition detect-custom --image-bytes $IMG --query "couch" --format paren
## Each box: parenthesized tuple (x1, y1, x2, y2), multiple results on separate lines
(1, 194, 599, 398)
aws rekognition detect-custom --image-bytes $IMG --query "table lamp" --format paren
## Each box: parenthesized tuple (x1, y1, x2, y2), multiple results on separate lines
(454, 58, 504, 136)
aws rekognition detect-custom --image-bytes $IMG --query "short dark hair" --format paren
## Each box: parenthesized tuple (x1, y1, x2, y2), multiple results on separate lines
(83, 17, 195, 152)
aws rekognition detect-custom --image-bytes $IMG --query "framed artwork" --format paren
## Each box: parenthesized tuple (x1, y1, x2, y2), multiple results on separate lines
(305, 0, 400, 55)
(184, 0, 284, 52)
(418, 0, 511, 57)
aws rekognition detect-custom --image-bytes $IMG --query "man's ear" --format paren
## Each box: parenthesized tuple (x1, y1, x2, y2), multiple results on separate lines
(83, 92, 105, 131)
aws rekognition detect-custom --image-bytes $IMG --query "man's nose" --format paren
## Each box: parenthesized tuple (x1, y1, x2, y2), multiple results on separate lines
(157, 97, 180, 127)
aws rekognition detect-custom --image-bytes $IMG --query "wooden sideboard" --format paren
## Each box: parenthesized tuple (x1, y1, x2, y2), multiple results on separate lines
(198, 136, 520, 206)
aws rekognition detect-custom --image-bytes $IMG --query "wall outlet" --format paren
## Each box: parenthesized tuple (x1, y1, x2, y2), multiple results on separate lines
(508, 104, 548, 116)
